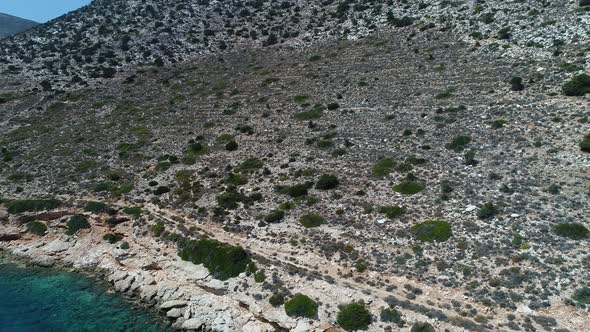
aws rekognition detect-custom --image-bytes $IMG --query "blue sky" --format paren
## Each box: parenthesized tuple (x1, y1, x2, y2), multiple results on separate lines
(0, 0, 91, 23)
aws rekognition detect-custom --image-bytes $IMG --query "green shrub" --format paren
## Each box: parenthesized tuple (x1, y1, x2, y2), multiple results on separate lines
(225, 140, 238, 151)
(580, 134, 590, 153)
(238, 157, 264, 172)
(562, 73, 590, 96)
(316, 174, 339, 190)
(372, 159, 395, 177)
(254, 270, 266, 283)
(554, 223, 589, 240)
(122, 207, 142, 218)
(216, 190, 251, 209)
(380, 308, 403, 325)
(510, 77, 524, 91)
(447, 135, 471, 152)
(66, 215, 90, 235)
(294, 104, 325, 120)
(269, 292, 286, 307)
(284, 294, 318, 318)
(7, 199, 60, 214)
(293, 95, 309, 103)
(355, 262, 367, 272)
(280, 184, 310, 197)
(411, 220, 452, 242)
(300, 213, 325, 228)
(411, 322, 435, 332)
(477, 202, 497, 219)
(264, 210, 285, 223)
(178, 238, 251, 280)
(393, 181, 425, 195)
(491, 119, 507, 129)
(337, 302, 372, 331)
(26, 221, 47, 236)
(573, 287, 590, 304)
(154, 186, 170, 195)
(77, 160, 97, 172)
(327, 103, 340, 110)
(103, 233, 123, 244)
(226, 172, 248, 186)
(120, 242, 130, 250)
(379, 206, 406, 218)
(151, 223, 165, 237)
(84, 201, 116, 215)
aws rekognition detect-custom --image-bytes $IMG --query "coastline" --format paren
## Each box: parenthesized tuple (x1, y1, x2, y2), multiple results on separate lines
(0, 249, 170, 330)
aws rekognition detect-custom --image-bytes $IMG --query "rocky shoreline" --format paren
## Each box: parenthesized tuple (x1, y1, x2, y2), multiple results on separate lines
(0, 250, 171, 330)
(0, 203, 322, 332)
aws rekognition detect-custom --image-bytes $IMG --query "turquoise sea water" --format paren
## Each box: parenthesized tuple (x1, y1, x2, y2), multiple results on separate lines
(0, 259, 167, 332)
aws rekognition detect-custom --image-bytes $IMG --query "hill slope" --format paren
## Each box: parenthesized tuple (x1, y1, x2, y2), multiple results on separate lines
(0, 0, 588, 90)
(0, 13, 38, 39)
(0, 1, 589, 332)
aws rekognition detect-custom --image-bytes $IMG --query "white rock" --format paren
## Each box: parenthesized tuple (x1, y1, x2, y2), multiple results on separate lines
(181, 318, 204, 330)
(44, 239, 71, 253)
(376, 219, 387, 224)
(167, 307, 185, 318)
(160, 300, 187, 310)
(464, 205, 477, 212)
(293, 320, 310, 332)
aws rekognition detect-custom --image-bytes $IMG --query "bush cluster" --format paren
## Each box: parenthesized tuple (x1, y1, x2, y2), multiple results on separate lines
(372, 158, 395, 177)
(264, 210, 285, 223)
(26, 221, 47, 236)
(103, 233, 123, 244)
(573, 287, 590, 304)
(411, 220, 452, 242)
(379, 206, 406, 218)
(477, 202, 497, 219)
(562, 73, 590, 96)
(447, 135, 471, 152)
(66, 215, 90, 235)
(85, 201, 116, 215)
(554, 223, 589, 240)
(315, 174, 339, 190)
(7, 199, 60, 214)
(337, 302, 372, 331)
(178, 238, 251, 280)
(300, 213, 325, 228)
(411, 322, 435, 332)
(393, 181, 425, 195)
(284, 294, 318, 318)
(580, 134, 590, 153)
(380, 308, 403, 326)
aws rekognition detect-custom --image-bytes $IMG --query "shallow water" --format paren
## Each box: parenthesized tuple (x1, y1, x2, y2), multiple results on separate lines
(0, 259, 167, 332)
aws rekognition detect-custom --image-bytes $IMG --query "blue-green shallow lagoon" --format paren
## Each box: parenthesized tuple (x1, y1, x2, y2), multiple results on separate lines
(0, 259, 168, 332)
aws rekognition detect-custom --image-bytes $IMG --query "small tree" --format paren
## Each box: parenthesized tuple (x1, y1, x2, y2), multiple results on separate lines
(316, 174, 339, 190)
(510, 77, 524, 91)
(337, 302, 372, 331)
(562, 73, 590, 96)
(284, 294, 318, 318)
(411, 322, 435, 332)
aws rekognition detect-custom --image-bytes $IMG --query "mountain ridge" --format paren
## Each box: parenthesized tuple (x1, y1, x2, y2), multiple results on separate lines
(0, 12, 38, 39)
(0, 0, 588, 91)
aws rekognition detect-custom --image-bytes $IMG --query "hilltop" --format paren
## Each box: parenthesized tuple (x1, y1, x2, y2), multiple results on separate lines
(0, 13, 38, 39)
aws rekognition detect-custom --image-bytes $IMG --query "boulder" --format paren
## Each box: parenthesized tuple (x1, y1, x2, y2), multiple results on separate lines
(181, 318, 203, 330)
(293, 320, 310, 332)
(43, 239, 71, 253)
(167, 307, 185, 318)
(160, 300, 188, 310)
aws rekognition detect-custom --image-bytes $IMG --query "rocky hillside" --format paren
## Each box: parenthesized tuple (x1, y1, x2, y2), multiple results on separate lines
(0, 0, 588, 90)
(0, 13, 38, 39)
(0, 1, 589, 332)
